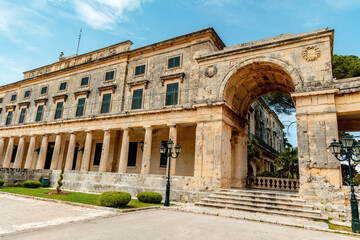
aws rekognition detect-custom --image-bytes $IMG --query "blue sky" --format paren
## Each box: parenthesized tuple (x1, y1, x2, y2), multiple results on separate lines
(1, 0, 359, 146)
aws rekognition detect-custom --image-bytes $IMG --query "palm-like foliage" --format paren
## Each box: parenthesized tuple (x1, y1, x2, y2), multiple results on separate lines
(274, 147, 299, 179)
(247, 138, 262, 168)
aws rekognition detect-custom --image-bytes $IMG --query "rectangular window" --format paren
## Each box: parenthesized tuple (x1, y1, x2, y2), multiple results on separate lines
(0, 98, 3, 103)
(5, 111, 12, 125)
(59, 82, 67, 91)
(131, 89, 143, 110)
(24, 91, 30, 98)
(11, 146, 17, 163)
(75, 98, 86, 117)
(168, 56, 180, 69)
(35, 105, 44, 122)
(105, 71, 114, 81)
(127, 142, 138, 166)
(11, 94, 17, 102)
(100, 93, 111, 113)
(18, 108, 26, 124)
(54, 102, 63, 119)
(81, 77, 89, 86)
(41, 86, 48, 95)
(160, 141, 168, 167)
(135, 65, 145, 76)
(93, 143, 103, 165)
(165, 83, 179, 106)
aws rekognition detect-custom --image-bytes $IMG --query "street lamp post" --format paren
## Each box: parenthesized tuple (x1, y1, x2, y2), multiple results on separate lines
(159, 139, 181, 207)
(330, 135, 360, 233)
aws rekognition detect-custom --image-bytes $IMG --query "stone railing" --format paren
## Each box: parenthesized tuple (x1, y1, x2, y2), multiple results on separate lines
(247, 176, 299, 191)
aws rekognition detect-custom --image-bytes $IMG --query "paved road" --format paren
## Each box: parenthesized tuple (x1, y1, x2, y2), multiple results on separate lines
(0, 193, 113, 236)
(3, 209, 358, 240)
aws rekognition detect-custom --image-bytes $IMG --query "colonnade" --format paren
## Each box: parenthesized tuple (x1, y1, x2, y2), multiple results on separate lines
(0, 124, 179, 175)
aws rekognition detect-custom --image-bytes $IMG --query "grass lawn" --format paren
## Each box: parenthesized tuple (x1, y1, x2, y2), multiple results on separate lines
(0, 186, 163, 209)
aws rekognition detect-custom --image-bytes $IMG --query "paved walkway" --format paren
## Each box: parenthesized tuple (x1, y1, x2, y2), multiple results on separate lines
(0, 194, 114, 236)
(3, 210, 358, 240)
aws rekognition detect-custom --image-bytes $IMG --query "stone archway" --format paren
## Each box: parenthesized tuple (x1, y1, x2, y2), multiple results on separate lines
(222, 59, 297, 188)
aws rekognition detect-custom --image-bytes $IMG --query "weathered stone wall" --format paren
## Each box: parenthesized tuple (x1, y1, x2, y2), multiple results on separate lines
(0, 167, 51, 186)
(50, 170, 216, 202)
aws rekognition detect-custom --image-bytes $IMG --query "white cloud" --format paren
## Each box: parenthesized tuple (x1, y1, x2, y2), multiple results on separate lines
(72, 0, 151, 30)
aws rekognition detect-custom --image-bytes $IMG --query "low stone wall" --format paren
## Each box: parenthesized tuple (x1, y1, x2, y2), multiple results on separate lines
(50, 170, 219, 202)
(0, 168, 51, 186)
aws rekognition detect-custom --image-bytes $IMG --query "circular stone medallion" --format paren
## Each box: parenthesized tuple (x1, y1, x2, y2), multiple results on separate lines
(302, 46, 321, 62)
(205, 65, 217, 78)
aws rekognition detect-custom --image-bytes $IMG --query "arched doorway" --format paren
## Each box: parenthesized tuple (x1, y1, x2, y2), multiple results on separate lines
(222, 60, 297, 188)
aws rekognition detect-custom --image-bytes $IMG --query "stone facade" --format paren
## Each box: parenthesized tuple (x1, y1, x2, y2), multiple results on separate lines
(0, 27, 360, 221)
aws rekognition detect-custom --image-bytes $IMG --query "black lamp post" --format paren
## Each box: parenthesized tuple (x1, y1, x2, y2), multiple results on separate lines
(159, 138, 181, 206)
(330, 135, 360, 233)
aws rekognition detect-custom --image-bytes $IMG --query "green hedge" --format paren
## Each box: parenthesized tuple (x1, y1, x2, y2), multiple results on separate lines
(23, 180, 41, 188)
(137, 191, 162, 204)
(99, 191, 131, 208)
(0, 179, 4, 187)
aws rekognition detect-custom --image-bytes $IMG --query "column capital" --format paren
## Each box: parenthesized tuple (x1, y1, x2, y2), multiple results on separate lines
(144, 126, 153, 130)
(85, 130, 93, 133)
(55, 132, 63, 136)
(168, 124, 177, 128)
(42, 133, 49, 137)
(103, 129, 111, 132)
(122, 127, 130, 132)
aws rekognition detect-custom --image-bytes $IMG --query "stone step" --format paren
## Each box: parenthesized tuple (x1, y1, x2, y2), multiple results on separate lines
(200, 198, 318, 214)
(195, 202, 327, 221)
(219, 188, 300, 198)
(206, 195, 313, 210)
(215, 191, 305, 203)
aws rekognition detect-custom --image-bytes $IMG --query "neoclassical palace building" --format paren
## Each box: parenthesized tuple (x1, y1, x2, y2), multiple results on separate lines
(3, 27, 355, 218)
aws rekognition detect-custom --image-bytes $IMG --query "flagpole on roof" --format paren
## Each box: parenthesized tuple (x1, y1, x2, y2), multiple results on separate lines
(76, 28, 82, 56)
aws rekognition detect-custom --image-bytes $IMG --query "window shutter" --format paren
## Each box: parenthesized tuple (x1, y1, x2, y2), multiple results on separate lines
(19, 108, 26, 123)
(76, 98, 86, 117)
(6, 111, 12, 125)
(101, 93, 111, 113)
(131, 89, 143, 110)
(36, 105, 44, 122)
(54, 102, 63, 119)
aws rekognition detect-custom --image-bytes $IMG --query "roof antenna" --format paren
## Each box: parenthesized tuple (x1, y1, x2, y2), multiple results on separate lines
(76, 28, 82, 55)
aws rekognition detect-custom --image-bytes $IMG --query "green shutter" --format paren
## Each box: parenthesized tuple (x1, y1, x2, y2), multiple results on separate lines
(76, 98, 86, 117)
(135, 65, 145, 75)
(105, 71, 114, 81)
(81, 77, 89, 86)
(168, 57, 180, 69)
(54, 102, 63, 119)
(35, 105, 44, 122)
(24, 91, 30, 98)
(59, 82, 67, 91)
(165, 83, 179, 106)
(41, 87, 47, 95)
(6, 111, 12, 125)
(101, 93, 111, 113)
(19, 108, 26, 124)
(131, 89, 143, 110)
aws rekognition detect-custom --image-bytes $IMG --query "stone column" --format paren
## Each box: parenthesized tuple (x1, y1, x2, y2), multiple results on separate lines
(14, 136, 25, 168)
(118, 128, 130, 172)
(168, 124, 177, 175)
(194, 123, 204, 177)
(81, 131, 93, 171)
(50, 133, 62, 169)
(36, 134, 49, 169)
(24, 135, 36, 169)
(231, 128, 247, 188)
(99, 129, 111, 172)
(0, 137, 6, 167)
(3, 137, 15, 168)
(65, 132, 77, 170)
(141, 126, 153, 174)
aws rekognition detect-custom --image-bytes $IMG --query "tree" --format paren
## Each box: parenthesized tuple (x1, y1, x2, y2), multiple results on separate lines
(262, 93, 295, 115)
(333, 54, 360, 79)
(262, 54, 360, 116)
(274, 147, 299, 179)
(247, 138, 262, 168)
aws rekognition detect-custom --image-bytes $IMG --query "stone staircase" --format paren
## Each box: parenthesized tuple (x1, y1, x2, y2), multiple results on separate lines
(195, 188, 327, 220)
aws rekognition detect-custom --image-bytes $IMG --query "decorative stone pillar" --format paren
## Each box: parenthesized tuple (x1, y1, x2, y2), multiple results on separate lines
(81, 131, 93, 171)
(99, 129, 111, 172)
(65, 132, 77, 170)
(3, 136, 14, 168)
(0, 137, 6, 167)
(141, 126, 153, 174)
(118, 128, 130, 173)
(50, 133, 62, 169)
(36, 134, 49, 169)
(24, 135, 36, 169)
(194, 123, 204, 177)
(168, 124, 177, 175)
(14, 136, 25, 168)
(231, 128, 247, 188)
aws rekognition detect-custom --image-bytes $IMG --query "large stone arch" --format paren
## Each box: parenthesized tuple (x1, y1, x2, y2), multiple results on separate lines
(220, 57, 300, 118)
